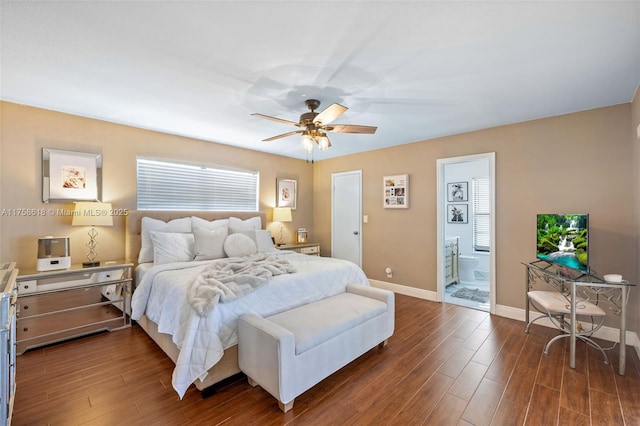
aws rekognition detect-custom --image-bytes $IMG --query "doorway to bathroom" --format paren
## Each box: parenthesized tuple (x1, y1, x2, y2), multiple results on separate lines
(436, 153, 495, 313)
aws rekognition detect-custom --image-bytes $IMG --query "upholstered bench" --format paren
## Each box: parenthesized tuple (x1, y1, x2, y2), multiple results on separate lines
(238, 284, 395, 412)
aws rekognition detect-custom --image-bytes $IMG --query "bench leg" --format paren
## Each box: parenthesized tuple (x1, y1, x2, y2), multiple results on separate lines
(278, 400, 294, 413)
(247, 377, 258, 387)
(378, 339, 388, 349)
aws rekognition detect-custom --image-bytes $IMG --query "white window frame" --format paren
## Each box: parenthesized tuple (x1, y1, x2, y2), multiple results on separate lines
(473, 177, 490, 252)
(136, 157, 259, 211)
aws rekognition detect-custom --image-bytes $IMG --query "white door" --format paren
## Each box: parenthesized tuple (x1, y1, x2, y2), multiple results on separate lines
(331, 170, 362, 267)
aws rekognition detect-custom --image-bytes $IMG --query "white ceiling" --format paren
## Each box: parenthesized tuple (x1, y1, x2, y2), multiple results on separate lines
(2, 1, 640, 161)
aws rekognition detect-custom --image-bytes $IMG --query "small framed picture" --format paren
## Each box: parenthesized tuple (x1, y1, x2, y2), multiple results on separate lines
(447, 204, 468, 223)
(276, 178, 297, 210)
(447, 182, 468, 202)
(43, 148, 102, 202)
(383, 174, 409, 209)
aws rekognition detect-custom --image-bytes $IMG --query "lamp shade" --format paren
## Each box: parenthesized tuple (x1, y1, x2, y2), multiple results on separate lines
(72, 202, 114, 227)
(272, 207, 292, 223)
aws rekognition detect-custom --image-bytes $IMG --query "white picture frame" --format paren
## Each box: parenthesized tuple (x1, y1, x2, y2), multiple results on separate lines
(383, 174, 409, 209)
(276, 178, 297, 210)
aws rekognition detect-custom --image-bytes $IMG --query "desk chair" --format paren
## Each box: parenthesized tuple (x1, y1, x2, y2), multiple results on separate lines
(525, 290, 608, 363)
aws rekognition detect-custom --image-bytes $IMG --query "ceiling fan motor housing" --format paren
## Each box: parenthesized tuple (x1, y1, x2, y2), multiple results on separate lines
(300, 112, 319, 126)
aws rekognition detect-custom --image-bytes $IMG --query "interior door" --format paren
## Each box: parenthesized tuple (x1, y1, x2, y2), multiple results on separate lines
(331, 170, 362, 267)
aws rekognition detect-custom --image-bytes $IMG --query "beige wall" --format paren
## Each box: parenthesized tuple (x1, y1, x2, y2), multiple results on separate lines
(1, 100, 637, 323)
(314, 104, 636, 312)
(0, 101, 313, 269)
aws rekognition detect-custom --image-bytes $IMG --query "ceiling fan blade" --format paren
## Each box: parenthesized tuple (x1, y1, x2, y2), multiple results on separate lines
(313, 103, 347, 126)
(326, 124, 377, 134)
(251, 113, 300, 127)
(263, 130, 304, 142)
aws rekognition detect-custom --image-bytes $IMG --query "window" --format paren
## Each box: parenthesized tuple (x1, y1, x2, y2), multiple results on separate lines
(137, 157, 259, 211)
(472, 177, 490, 252)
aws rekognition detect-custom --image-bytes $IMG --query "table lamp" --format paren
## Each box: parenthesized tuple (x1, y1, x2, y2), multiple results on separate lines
(72, 201, 113, 267)
(272, 207, 292, 246)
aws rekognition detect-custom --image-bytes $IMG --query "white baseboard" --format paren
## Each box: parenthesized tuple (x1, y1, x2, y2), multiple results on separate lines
(369, 279, 438, 301)
(369, 280, 640, 357)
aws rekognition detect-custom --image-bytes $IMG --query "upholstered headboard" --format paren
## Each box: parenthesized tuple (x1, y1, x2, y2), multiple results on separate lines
(124, 210, 267, 267)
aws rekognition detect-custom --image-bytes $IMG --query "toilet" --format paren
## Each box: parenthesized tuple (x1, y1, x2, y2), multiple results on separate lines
(458, 255, 479, 282)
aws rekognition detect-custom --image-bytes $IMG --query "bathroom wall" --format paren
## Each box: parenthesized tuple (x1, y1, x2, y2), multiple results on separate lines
(443, 158, 490, 275)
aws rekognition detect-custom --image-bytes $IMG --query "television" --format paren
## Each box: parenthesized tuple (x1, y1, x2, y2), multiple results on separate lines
(536, 214, 589, 273)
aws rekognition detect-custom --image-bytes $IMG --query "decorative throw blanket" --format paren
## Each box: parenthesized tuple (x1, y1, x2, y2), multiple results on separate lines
(187, 253, 296, 316)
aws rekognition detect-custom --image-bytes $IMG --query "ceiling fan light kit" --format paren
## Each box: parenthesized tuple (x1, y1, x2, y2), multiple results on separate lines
(252, 99, 377, 155)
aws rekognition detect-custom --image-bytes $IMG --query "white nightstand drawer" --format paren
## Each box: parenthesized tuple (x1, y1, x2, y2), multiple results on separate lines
(300, 246, 319, 255)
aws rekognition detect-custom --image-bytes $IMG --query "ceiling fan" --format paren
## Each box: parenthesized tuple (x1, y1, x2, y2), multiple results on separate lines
(251, 99, 377, 153)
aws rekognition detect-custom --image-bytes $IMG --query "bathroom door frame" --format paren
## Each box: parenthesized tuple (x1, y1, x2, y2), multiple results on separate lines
(436, 152, 496, 314)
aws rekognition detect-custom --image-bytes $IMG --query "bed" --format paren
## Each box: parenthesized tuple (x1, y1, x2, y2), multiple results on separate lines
(124, 210, 370, 398)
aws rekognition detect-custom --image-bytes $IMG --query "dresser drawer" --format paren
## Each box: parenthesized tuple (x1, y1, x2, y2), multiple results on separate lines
(17, 285, 122, 318)
(16, 306, 125, 354)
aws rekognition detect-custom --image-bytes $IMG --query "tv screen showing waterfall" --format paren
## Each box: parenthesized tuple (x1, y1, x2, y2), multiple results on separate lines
(536, 214, 589, 273)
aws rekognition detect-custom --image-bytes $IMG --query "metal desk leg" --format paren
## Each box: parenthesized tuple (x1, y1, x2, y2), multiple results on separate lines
(619, 285, 626, 375)
(525, 267, 530, 329)
(570, 283, 576, 369)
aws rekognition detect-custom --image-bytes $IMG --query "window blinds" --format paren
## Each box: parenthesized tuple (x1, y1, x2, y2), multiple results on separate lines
(473, 177, 490, 252)
(137, 158, 259, 211)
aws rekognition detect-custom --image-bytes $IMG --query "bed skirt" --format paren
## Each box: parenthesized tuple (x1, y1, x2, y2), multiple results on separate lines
(135, 314, 241, 392)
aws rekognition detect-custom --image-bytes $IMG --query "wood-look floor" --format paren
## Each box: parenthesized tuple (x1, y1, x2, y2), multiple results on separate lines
(13, 294, 640, 425)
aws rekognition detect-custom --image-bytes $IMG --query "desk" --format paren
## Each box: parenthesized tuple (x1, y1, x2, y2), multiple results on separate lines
(524, 260, 634, 375)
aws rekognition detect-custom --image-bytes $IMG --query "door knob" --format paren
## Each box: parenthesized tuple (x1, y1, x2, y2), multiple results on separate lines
(353, 231, 359, 235)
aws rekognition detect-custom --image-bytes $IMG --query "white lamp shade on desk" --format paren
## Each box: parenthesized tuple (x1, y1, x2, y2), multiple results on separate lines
(273, 207, 292, 245)
(71, 202, 114, 227)
(272, 207, 292, 223)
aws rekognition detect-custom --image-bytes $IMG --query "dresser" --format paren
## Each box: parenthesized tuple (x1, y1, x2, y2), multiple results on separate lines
(0, 262, 17, 426)
(15, 262, 132, 354)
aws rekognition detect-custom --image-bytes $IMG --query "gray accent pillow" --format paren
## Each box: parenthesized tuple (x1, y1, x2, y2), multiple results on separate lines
(193, 224, 229, 261)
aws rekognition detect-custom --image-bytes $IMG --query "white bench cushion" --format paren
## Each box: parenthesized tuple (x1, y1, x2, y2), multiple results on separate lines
(268, 292, 387, 354)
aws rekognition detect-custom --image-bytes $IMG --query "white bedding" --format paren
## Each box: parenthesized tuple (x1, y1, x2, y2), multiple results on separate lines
(131, 251, 369, 398)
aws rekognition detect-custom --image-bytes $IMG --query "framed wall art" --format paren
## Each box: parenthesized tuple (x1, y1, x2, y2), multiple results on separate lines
(43, 148, 102, 202)
(276, 178, 297, 210)
(447, 181, 468, 202)
(383, 174, 409, 209)
(447, 204, 468, 224)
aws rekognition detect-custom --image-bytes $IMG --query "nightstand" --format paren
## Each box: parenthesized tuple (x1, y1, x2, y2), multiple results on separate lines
(15, 261, 132, 354)
(278, 243, 321, 256)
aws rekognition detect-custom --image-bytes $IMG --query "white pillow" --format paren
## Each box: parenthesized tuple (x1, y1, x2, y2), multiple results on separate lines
(191, 216, 229, 230)
(255, 230, 276, 252)
(229, 216, 262, 230)
(223, 233, 257, 258)
(193, 224, 228, 261)
(149, 231, 195, 265)
(228, 227, 274, 253)
(139, 217, 192, 263)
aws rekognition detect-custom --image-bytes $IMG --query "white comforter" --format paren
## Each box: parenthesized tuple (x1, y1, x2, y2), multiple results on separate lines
(131, 251, 369, 398)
